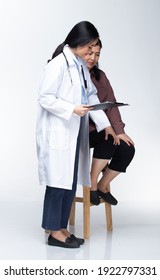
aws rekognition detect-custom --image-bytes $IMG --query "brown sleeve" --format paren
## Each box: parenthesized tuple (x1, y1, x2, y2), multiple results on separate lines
(89, 70, 125, 135)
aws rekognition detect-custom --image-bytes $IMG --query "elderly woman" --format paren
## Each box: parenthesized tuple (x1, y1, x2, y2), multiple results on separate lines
(85, 39, 135, 206)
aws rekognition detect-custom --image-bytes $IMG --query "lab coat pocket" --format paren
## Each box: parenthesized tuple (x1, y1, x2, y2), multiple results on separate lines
(48, 130, 69, 150)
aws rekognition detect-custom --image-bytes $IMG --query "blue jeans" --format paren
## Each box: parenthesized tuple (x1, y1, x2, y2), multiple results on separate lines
(42, 132, 80, 231)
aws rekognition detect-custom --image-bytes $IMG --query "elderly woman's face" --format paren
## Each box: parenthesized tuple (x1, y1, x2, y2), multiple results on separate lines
(74, 39, 98, 60)
(84, 44, 101, 70)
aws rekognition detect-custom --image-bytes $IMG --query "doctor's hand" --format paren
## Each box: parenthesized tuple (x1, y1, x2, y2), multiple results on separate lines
(73, 105, 93, 117)
(105, 126, 120, 145)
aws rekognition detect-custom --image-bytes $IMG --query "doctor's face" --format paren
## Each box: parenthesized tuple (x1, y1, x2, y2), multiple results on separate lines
(85, 44, 101, 70)
(74, 39, 98, 60)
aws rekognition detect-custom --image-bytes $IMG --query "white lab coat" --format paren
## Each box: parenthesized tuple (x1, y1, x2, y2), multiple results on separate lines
(36, 45, 110, 189)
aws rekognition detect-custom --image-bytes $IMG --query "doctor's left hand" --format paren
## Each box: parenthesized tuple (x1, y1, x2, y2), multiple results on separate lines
(73, 105, 93, 117)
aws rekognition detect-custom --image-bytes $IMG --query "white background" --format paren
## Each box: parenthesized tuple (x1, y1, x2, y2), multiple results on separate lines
(0, 0, 160, 204)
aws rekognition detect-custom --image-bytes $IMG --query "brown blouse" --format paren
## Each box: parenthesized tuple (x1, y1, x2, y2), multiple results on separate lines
(89, 69, 125, 135)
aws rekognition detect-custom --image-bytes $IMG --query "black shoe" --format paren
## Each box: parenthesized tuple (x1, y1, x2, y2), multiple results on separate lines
(90, 190, 100, 205)
(70, 234, 85, 245)
(98, 190, 118, 205)
(48, 234, 80, 248)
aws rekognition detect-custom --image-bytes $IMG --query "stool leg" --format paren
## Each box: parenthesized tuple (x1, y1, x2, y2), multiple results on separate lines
(69, 198, 76, 225)
(105, 202, 113, 231)
(105, 183, 113, 231)
(83, 186, 90, 239)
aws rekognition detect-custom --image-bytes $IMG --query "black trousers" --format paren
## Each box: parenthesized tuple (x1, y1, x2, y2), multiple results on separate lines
(89, 130, 135, 172)
(42, 132, 80, 231)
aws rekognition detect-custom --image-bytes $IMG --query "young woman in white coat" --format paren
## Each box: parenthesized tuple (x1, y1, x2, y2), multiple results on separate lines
(36, 21, 117, 248)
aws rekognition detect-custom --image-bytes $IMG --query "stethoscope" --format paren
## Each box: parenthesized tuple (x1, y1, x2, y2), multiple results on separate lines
(63, 51, 73, 85)
(62, 51, 88, 93)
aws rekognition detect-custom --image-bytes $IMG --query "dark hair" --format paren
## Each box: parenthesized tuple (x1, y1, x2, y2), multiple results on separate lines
(92, 38, 102, 81)
(48, 21, 99, 62)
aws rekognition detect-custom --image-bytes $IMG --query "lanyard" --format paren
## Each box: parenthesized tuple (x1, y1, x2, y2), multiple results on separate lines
(81, 65, 87, 90)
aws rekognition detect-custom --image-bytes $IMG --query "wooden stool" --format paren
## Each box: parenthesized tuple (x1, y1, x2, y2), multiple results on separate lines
(69, 184, 113, 239)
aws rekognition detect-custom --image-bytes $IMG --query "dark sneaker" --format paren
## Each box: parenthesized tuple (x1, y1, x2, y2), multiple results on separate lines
(98, 190, 118, 205)
(90, 190, 100, 205)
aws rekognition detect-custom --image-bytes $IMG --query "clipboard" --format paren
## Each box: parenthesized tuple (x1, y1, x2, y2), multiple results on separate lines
(88, 101, 129, 110)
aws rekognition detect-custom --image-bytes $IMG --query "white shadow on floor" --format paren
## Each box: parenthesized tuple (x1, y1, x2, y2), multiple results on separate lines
(0, 201, 160, 260)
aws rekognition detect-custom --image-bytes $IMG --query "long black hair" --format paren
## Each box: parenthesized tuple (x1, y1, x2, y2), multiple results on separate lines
(91, 38, 102, 81)
(48, 21, 99, 62)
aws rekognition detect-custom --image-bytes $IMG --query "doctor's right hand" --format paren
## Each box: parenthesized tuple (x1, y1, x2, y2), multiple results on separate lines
(73, 105, 93, 117)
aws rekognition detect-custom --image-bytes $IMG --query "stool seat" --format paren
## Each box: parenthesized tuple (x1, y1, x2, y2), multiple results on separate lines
(69, 185, 113, 239)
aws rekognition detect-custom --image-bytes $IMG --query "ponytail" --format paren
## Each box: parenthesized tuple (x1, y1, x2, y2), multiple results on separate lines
(47, 42, 65, 63)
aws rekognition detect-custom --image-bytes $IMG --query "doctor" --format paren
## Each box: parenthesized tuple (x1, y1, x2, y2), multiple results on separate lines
(36, 21, 117, 248)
